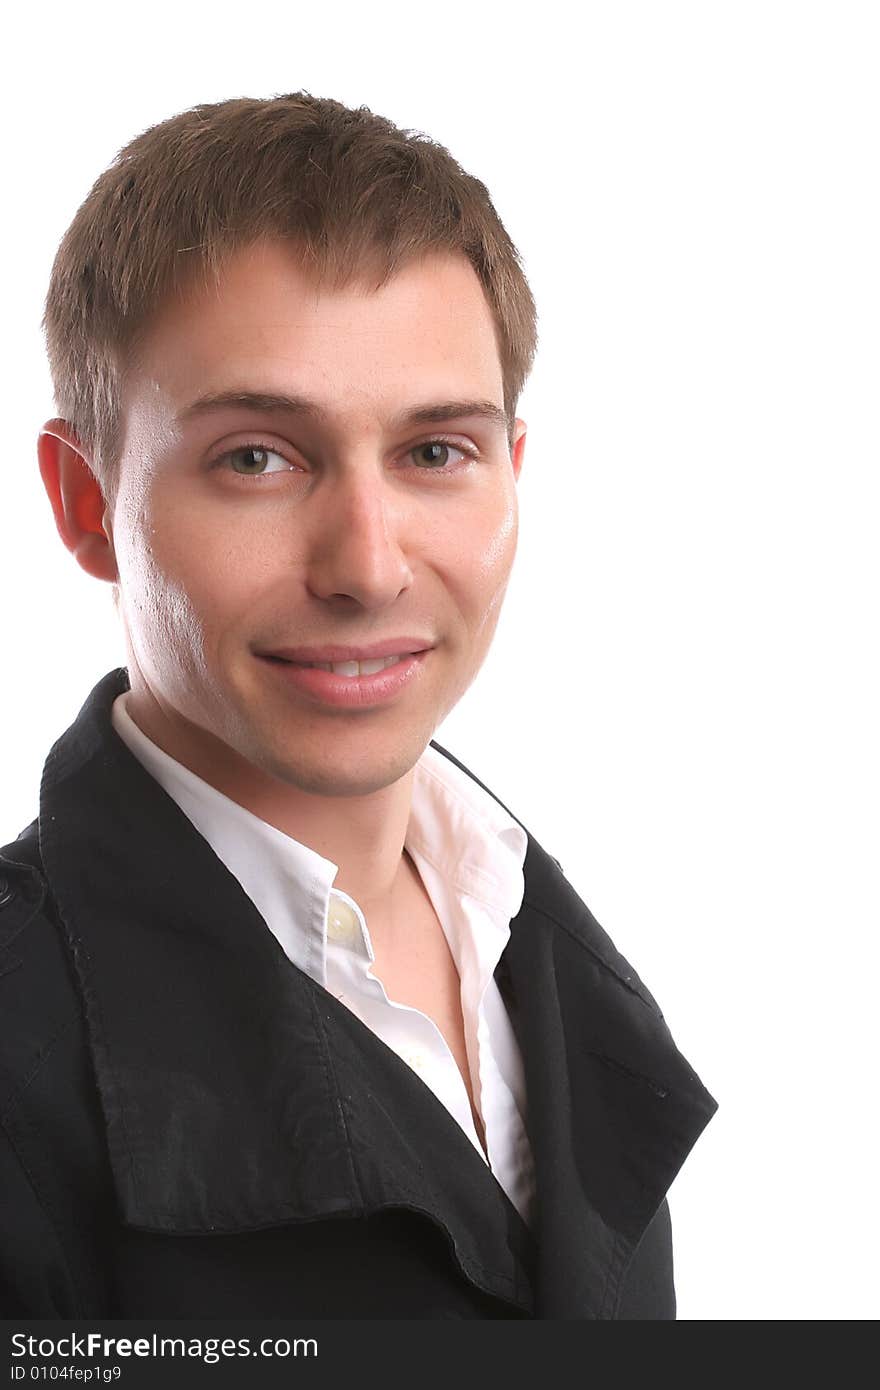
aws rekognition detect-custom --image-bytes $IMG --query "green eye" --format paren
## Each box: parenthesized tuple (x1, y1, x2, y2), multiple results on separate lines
(409, 440, 473, 470)
(226, 446, 290, 476)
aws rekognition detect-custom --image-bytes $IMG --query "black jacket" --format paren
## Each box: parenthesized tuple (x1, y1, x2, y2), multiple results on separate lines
(0, 667, 717, 1319)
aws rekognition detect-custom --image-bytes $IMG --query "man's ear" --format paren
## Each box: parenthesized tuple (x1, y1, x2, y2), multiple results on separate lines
(511, 417, 527, 482)
(37, 419, 118, 584)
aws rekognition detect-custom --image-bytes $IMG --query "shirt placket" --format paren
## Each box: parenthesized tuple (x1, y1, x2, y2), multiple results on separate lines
(323, 888, 490, 1166)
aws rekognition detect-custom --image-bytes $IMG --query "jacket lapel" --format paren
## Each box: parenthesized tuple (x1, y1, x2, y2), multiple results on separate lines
(430, 744, 719, 1319)
(36, 667, 716, 1321)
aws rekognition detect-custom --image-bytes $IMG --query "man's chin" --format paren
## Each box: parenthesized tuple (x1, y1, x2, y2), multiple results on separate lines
(258, 736, 426, 800)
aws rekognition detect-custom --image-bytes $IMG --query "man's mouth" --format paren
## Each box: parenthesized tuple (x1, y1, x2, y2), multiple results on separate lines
(257, 646, 429, 707)
(283, 655, 408, 678)
(260, 639, 432, 680)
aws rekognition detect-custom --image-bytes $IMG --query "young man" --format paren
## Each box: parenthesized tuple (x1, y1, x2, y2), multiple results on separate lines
(0, 93, 717, 1319)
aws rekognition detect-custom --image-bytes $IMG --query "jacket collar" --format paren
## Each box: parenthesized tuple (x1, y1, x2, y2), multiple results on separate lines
(34, 667, 717, 1318)
(107, 685, 528, 1001)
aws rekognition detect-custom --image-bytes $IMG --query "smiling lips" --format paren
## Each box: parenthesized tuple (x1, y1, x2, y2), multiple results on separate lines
(264, 640, 431, 676)
(258, 640, 432, 706)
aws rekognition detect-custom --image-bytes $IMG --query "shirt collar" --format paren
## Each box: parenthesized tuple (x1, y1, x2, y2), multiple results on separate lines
(410, 743, 527, 923)
(110, 691, 527, 983)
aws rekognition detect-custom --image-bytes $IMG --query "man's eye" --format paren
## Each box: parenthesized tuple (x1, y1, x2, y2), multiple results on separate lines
(214, 439, 474, 478)
(221, 445, 292, 477)
(408, 440, 473, 470)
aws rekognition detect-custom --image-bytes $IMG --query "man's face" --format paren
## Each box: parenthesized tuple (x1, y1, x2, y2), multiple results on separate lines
(107, 238, 525, 800)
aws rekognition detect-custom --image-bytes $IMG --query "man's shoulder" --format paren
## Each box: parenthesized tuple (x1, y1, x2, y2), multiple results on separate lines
(0, 819, 87, 1110)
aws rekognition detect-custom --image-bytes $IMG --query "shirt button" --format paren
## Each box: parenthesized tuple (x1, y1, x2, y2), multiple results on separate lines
(403, 1050, 426, 1073)
(327, 895, 361, 946)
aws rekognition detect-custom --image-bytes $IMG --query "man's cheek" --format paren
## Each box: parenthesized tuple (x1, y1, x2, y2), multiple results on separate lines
(474, 500, 517, 574)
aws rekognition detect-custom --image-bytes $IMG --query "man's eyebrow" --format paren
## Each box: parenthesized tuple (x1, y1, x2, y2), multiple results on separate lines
(175, 389, 508, 433)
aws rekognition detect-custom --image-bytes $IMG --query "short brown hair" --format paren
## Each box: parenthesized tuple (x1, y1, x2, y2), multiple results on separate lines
(42, 92, 538, 507)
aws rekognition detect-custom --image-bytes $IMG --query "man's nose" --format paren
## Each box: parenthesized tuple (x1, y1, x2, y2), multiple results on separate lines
(304, 469, 414, 610)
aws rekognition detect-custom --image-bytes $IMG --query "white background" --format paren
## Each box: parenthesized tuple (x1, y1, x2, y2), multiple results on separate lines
(2, 1, 878, 1320)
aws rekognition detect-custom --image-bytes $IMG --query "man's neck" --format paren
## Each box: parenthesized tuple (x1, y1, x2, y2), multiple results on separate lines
(122, 686, 417, 917)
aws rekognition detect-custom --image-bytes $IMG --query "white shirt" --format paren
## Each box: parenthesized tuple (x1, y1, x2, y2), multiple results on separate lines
(110, 691, 537, 1227)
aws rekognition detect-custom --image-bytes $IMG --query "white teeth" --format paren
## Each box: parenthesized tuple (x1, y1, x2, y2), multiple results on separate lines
(301, 654, 405, 677)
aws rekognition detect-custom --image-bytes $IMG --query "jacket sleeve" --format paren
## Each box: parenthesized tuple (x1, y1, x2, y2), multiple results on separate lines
(612, 1197, 677, 1319)
(0, 1119, 78, 1317)
(0, 859, 116, 1319)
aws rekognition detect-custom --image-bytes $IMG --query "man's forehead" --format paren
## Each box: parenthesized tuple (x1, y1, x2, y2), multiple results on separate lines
(125, 242, 506, 434)
(157, 236, 495, 330)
